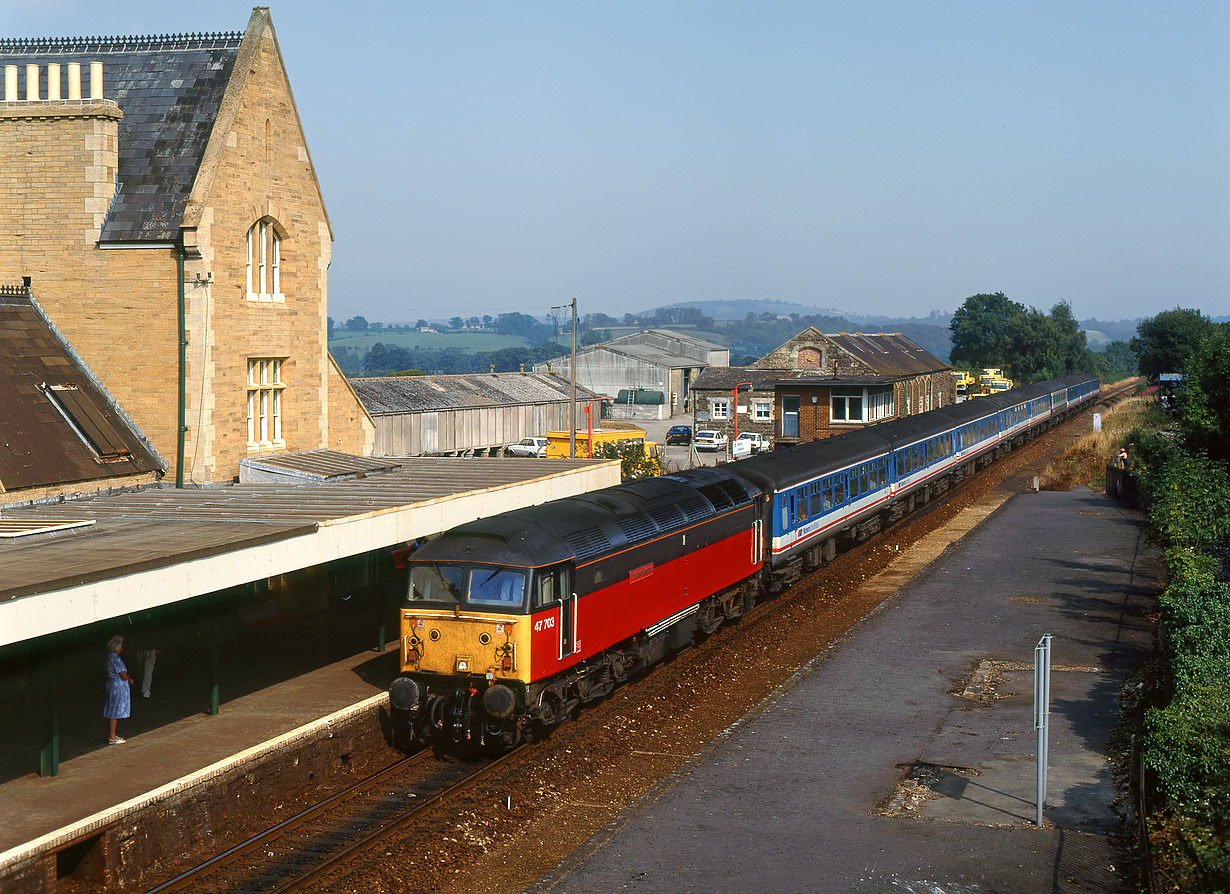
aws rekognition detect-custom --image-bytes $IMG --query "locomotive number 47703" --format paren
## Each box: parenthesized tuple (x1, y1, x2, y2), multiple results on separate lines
(533, 617, 556, 633)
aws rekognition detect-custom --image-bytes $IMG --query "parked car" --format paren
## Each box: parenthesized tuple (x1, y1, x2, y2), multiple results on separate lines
(665, 425, 693, 446)
(734, 431, 769, 455)
(693, 430, 728, 452)
(506, 436, 549, 458)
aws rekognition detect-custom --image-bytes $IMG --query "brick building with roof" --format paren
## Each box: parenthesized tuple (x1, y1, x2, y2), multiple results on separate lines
(691, 327, 955, 450)
(0, 8, 373, 487)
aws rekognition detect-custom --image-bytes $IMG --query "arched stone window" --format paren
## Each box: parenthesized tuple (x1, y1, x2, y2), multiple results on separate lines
(246, 219, 284, 301)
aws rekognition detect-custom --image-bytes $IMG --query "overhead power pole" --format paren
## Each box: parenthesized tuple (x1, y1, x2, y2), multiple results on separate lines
(569, 297, 577, 458)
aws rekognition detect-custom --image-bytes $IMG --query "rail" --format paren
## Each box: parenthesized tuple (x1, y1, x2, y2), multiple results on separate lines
(146, 744, 530, 893)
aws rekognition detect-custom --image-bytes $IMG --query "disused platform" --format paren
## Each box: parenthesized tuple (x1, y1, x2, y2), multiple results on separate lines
(536, 487, 1160, 893)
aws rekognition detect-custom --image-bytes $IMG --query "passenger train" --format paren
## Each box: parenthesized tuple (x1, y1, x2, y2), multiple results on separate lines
(388, 373, 1100, 747)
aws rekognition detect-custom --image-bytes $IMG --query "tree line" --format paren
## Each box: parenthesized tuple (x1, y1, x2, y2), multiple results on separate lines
(948, 291, 1157, 384)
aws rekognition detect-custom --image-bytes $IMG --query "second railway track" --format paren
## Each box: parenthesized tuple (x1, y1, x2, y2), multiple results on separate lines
(147, 745, 532, 893)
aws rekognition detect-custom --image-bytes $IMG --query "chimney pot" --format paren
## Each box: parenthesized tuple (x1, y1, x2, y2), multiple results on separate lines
(89, 62, 103, 100)
(4, 65, 16, 102)
(25, 64, 39, 101)
(68, 62, 81, 100)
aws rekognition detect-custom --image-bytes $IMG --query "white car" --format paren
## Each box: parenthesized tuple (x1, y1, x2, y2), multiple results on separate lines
(735, 432, 768, 455)
(694, 430, 728, 452)
(506, 436, 549, 458)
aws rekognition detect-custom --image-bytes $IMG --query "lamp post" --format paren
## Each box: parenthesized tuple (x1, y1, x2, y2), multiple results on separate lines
(731, 381, 752, 461)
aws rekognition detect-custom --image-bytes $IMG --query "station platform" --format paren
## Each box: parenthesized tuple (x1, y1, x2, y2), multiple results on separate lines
(536, 487, 1160, 893)
(0, 641, 396, 879)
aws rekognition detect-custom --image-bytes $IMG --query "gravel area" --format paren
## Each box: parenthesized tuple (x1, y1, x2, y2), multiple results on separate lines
(322, 406, 1111, 894)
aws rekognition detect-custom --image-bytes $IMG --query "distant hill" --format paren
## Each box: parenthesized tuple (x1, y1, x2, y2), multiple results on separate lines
(1080, 318, 1141, 349)
(639, 298, 853, 321)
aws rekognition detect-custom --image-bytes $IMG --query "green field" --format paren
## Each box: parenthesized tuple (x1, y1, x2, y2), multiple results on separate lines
(327, 330, 533, 351)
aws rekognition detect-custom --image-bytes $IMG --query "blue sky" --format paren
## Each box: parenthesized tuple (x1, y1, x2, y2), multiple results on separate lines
(7, 1, 1229, 324)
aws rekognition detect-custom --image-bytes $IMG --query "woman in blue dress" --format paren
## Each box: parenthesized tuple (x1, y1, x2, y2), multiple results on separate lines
(104, 635, 133, 744)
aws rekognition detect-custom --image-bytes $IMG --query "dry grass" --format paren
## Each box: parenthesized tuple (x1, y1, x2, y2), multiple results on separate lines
(1039, 391, 1156, 490)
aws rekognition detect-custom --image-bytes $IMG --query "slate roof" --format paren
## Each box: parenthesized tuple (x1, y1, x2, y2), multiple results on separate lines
(824, 332, 950, 377)
(0, 287, 163, 492)
(690, 368, 783, 391)
(349, 372, 601, 415)
(0, 33, 242, 242)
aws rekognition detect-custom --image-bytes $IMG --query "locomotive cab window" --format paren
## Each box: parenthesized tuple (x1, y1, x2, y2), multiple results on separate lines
(408, 563, 464, 604)
(467, 568, 527, 608)
(407, 563, 528, 611)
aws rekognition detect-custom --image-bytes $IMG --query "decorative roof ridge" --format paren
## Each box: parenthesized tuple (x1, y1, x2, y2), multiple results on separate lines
(0, 32, 243, 55)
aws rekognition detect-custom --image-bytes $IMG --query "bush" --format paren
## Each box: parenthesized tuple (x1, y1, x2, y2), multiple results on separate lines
(1141, 448, 1230, 551)
(1135, 444, 1230, 891)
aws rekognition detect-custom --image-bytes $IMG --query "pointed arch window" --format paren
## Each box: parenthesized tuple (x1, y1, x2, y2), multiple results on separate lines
(246, 220, 284, 302)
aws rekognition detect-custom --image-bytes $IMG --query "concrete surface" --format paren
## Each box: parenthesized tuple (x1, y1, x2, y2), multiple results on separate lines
(535, 487, 1158, 893)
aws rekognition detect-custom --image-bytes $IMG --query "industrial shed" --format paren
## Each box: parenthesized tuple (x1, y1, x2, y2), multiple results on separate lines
(534, 329, 729, 419)
(349, 372, 601, 457)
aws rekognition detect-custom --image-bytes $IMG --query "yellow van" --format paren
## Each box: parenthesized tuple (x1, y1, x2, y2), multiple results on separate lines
(544, 426, 649, 458)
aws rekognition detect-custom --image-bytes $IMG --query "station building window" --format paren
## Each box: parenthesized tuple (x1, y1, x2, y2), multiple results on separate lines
(831, 387, 894, 423)
(246, 219, 284, 302)
(247, 358, 286, 449)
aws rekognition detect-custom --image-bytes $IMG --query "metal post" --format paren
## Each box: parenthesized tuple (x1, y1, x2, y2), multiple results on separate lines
(38, 651, 59, 777)
(1034, 633, 1052, 826)
(569, 297, 577, 458)
(208, 618, 221, 715)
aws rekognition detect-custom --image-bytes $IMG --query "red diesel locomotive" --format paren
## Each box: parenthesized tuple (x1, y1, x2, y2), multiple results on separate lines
(388, 468, 762, 747)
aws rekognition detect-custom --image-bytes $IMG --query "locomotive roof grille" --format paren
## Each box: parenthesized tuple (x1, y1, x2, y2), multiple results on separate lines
(648, 503, 686, 531)
(678, 494, 713, 522)
(617, 513, 658, 545)
(697, 483, 735, 512)
(564, 526, 611, 561)
(716, 478, 752, 505)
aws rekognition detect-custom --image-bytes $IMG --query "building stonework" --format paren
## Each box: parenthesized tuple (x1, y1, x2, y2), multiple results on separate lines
(0, 12, 373, 484)
(691, 328, 955, 450)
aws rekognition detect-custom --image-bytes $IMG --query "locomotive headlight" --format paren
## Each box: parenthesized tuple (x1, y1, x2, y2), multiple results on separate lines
(430, 629, 441, 641)
(479, 632, 491, 645)
(455, 657, 471, 672)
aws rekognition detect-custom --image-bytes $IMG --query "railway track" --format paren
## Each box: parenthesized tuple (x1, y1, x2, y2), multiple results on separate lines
(145, 384, 1137, 893)
(146, 745, 531, 893)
